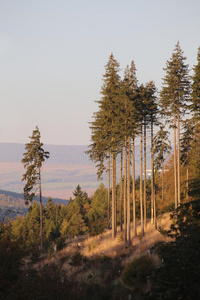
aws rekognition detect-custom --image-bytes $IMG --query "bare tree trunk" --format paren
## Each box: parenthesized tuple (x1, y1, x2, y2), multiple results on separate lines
(162, 157, 164, 205)
(39, 166, 43, 252)
(140, 127, 144, 236)
(124, 137, 127, 242)
(127, 137, 131, 243)
(151, 122, 154, 224)
(153, 167, 157, 230)
(177, 110, 181, 206)
(144, 122, 147, 228)
(132, 138, 137, 237)
(111, 152, 115, 239)
(108, 152, 110, 229)
(114, 154, 117, 236)
(174, 112, 178, 209)
(120, 150, 123, 231)
(151, 123, 157, 230)
(186, 164, 189, 201)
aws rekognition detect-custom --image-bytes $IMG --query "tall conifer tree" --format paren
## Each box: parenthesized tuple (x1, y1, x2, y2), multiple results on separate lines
(160, 41, 190, 208)
(191, 47, 200, 121)
(22, 126, 50, 251)
(87, 53, 121, 239)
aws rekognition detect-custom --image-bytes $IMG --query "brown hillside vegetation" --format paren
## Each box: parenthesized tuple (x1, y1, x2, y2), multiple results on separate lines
(31, 213, 172, 299)
(42, 212, 172, 270)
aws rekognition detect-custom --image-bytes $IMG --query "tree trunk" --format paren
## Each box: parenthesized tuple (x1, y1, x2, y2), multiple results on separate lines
(132, 138, 137, 237)
(144, 122, 147, 228)
(174, 112, 178, 209)
(140, 127, 144, 236)
(39, 166, 43, 252)
(114, 154, 117, 236)
(111, 152, 115, 239)
(177, 110, 181, 206)
(186, 164, 189, 201)
(152, 123, 157, 230)
(151, 122, 154, 224)
(162, 157, 164, 205)
(124, 137, 127, 242)
(120, 150, 123, 231)
(108, 152, 110, 229)
(127, 137, 131, 243)
(153, 167, 157, 230)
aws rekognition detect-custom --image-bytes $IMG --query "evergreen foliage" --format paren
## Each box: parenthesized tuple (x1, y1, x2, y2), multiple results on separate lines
(148, 200, 200, 299)
(191, 47, 200, 120)
(21, 126, 50, 203)
(21, 126, 50, 251)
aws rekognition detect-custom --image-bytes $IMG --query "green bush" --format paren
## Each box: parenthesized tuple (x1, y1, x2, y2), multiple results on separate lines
(122, 255, 156, 287)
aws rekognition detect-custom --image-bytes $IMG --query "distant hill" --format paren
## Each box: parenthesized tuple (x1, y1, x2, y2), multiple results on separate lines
(0, 143, 91, 164)
(0, 142, 151, 199)
(0, 189, 69, 221)
(0, 143, 99, 199)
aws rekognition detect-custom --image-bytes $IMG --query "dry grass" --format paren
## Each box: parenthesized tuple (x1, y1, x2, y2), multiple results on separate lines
(80, 212, 172, 259)
(40, 212, 173, 276)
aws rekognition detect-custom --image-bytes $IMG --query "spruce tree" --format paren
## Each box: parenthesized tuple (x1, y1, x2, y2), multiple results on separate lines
(87, 53, 121, 239)
(191, 47, 200, 120)
(160, 41, 190, 208)
(21, 126, 50, 251)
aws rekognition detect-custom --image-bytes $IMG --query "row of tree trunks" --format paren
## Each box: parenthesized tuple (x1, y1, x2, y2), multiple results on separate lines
(108, 127, 157, 240)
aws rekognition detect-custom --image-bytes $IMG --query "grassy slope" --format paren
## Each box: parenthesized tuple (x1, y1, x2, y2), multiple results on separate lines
(38, 213, 172, 297)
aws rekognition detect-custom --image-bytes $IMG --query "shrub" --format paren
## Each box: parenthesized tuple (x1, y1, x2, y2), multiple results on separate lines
(122, 255, 156, 287)
(70, 251, 86, 266)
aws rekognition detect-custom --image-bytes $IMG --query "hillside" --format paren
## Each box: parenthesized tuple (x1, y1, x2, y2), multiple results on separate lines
(0, 189, 69, 221)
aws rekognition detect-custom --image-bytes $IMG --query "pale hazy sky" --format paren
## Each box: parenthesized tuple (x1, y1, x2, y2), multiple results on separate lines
(0, 0, 200, 145)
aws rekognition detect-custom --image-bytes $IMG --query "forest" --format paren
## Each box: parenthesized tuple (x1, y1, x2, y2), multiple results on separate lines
(0, 41, 200, 299)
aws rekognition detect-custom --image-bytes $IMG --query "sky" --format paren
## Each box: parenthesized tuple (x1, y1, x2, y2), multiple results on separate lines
(0, 0, 200, 146)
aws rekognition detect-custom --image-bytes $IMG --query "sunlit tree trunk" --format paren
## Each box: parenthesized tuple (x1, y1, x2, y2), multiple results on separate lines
(127, 137, 131, 243)
(108, 152, 110, 228)
(132, 138, 137, 237)
(186, 163, 189, 201)
(144, 121, 147, 228)
(120, 150, 123, 231)
(153, 166, 157, 230)
(151, 123, 154, 224)
(124, 137, 127, 242)
(177, 110, 181, 206)
(140, 127, 144, 236)
(111, 152, 115, 239)
(162, 157, 164, 205)
(151, 123, 157, 229)
(174, 112, 178, 209)
(114, 154, 117, 236)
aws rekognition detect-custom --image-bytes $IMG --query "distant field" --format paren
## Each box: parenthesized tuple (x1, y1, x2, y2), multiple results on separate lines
(0, 143, 150, 199)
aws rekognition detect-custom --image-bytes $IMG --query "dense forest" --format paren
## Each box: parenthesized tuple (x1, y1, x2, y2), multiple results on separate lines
(1, 41, 200, 299)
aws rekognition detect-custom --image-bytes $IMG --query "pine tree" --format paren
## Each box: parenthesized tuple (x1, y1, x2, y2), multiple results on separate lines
(21, 126, 50, 251)
(87, 53, 121, 239)
(191, 47, 200, 120)
(160, 41, 190, 208)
